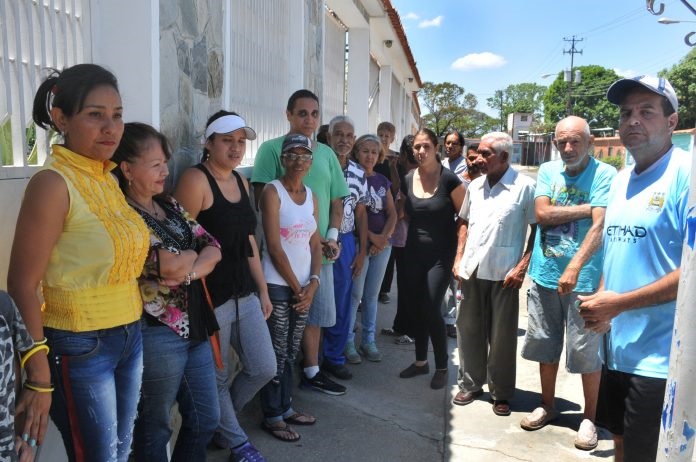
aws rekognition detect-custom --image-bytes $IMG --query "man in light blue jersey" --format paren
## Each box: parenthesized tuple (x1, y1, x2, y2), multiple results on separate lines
(579, 76, 690, 462)
(520, 116, 616, 451)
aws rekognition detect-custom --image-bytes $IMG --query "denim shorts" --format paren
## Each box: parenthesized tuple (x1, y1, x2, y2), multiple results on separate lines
(307, 263, 336, 327)
(521, 281, 602, 373)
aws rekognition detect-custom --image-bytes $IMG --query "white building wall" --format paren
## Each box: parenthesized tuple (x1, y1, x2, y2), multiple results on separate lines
(367, 56, 379, 135)
(346, 27, 369, 135)
(322, 11, 347, 122)
(377, 64, 391, 132)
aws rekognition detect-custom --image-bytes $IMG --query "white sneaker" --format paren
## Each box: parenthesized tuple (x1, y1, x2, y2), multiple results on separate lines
(574, 419, 598, 450)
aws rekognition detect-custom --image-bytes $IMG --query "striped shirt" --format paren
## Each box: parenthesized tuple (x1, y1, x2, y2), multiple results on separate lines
(340, 159, 368, 233)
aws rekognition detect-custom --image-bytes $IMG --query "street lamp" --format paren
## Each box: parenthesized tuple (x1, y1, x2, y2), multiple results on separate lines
(658, 17, 696, 24)
(657, 17, 696, 45)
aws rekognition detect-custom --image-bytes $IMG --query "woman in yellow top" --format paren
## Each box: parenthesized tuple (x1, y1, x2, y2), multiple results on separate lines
(7, 64, 149, 462)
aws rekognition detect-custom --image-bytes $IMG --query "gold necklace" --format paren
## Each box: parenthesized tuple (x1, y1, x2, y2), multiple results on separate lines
(127, 196, 161, 219)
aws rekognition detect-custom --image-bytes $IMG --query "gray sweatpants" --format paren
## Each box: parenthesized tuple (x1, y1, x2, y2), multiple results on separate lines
(455, 274, 519, 401)
(215, 294, 276, 448)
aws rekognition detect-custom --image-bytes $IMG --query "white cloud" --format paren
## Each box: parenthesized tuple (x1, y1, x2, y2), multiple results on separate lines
(403, 12, 419, 20)
(613, 67, 638, 78)
(418, 15, 443, 28)
(451, 52, 507, 71)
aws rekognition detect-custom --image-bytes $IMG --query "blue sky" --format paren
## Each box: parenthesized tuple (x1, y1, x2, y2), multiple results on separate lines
(391, 0, 695, 117)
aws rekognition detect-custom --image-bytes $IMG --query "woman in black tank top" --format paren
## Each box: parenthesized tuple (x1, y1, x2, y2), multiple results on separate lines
(174, 111, 276, 462)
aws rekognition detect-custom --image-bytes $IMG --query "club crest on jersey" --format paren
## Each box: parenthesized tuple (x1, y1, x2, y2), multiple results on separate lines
(647, 192, 665, 212)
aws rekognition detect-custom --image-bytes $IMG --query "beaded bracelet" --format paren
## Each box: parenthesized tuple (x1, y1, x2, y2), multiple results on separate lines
(20, 344, 49, 369)
(24, 382, 55, 393)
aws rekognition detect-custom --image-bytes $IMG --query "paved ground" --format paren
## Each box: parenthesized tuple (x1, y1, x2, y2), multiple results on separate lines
(36, 164, 616, 461)
(206, 275, 615, 462)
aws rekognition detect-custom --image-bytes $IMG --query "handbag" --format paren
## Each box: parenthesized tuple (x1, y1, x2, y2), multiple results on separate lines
(202, 278, 224, 370)
(187, 278, 223, 370)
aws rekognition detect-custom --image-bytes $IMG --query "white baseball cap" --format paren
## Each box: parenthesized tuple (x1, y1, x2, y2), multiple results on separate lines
(607, 75, 678, 112)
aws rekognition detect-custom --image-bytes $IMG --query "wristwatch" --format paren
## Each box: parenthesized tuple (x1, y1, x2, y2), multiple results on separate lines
(309, 274, 321, 286)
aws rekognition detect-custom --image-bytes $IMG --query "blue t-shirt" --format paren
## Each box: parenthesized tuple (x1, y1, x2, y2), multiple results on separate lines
(529, 157, 616, 292)
(603, 147, 691, 379)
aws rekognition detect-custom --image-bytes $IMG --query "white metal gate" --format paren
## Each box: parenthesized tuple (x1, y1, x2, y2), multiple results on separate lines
(322, 9, 346, 122)
(228, 0, 297, 164)
(0, 0, 89, 178)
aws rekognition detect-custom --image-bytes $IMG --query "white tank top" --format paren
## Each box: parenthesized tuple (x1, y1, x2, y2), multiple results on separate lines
(262, 179, 317, 287)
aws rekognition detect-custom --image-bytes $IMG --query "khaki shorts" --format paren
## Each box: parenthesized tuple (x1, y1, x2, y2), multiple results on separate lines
(521, 281, 602, 373)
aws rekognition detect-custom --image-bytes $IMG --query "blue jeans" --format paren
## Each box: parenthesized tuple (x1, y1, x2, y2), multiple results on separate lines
(133, 321, 219, 462)
(46, 321, 143, 462)
(349, 245, 392, 344)
(323, 232, 357, 365)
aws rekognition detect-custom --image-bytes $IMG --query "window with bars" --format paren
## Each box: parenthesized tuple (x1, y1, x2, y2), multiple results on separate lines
(0, 0, 88, 178)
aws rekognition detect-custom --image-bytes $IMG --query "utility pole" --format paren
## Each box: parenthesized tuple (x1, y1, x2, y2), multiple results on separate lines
(563, 36, 583, 116)
(658, 143, 696, 461)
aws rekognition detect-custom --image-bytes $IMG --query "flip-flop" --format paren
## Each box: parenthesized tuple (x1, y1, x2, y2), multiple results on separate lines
(260, 421, 300, 442)
(284, 411, 316, 426)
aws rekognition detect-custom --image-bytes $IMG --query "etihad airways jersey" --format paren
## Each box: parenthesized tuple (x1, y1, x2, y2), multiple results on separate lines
(602, 146, 691, 379)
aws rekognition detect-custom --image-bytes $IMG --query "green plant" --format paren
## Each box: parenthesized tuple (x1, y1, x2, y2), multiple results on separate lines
(601, 156, 623, 171)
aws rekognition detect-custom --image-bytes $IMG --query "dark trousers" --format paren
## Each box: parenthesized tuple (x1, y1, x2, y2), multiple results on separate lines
(402, 248, 453, 370)
(379, 247, 397, 294)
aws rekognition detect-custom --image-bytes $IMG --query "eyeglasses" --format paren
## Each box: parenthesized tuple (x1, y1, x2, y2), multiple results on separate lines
(282, 152, 313, 162)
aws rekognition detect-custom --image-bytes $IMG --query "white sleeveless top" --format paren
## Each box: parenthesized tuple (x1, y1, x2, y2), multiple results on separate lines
(262, 180, 317, 286)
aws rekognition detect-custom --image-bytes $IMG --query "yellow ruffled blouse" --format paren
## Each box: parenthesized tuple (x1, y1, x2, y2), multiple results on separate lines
(40, 145, 149, 331)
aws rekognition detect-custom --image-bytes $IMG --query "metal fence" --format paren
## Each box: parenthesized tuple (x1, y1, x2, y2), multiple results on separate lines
(0, 0, 88, 178)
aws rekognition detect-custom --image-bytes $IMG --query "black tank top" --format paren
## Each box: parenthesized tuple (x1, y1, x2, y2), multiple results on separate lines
(194, 164, 257, 306)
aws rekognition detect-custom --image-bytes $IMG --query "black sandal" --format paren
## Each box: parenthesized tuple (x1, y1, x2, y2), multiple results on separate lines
(261, 421, 301, 442)
(284, 411, 316, 426)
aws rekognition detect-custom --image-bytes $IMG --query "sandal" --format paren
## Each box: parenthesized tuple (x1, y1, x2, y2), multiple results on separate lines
(261, 421, 301, 442)
(381, 327, 399, 336)
(284, 411, 316, 426)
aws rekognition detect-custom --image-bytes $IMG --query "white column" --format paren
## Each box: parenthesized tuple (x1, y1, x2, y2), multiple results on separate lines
(658, 144, 696, 461)
(346, 27, 369, 135)
(288, 0, 305, 91)
(378, 64, 392, 127)
(90, 0, 159, 126)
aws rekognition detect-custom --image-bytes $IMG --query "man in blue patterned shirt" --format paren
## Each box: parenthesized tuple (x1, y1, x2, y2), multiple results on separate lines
(321, 115, 369, 381)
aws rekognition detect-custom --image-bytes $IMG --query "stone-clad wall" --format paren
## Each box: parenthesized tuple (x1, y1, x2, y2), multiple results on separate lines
(159, 0, 225, 188)
(158, 0, 324, 189)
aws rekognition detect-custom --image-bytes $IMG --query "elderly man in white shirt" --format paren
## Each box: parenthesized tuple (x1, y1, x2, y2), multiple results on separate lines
(452, 131, 536, 417)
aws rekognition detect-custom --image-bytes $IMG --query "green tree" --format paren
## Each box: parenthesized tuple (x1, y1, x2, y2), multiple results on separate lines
(458, 110, 499, 138)
(487, 83, 547, 130)
(542, 65, 620, 129)
(418, 82, 478, 137)
(660, 47, 696, 129)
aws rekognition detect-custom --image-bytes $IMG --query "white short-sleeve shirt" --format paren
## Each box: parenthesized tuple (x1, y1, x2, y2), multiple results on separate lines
(458, 166, 536, 281)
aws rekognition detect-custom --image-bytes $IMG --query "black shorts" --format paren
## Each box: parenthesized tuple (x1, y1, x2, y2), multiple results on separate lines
(596, 367, 666, 462)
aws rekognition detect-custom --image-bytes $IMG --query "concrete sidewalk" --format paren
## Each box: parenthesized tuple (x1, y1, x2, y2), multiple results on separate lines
(208, 276, 615, 461)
